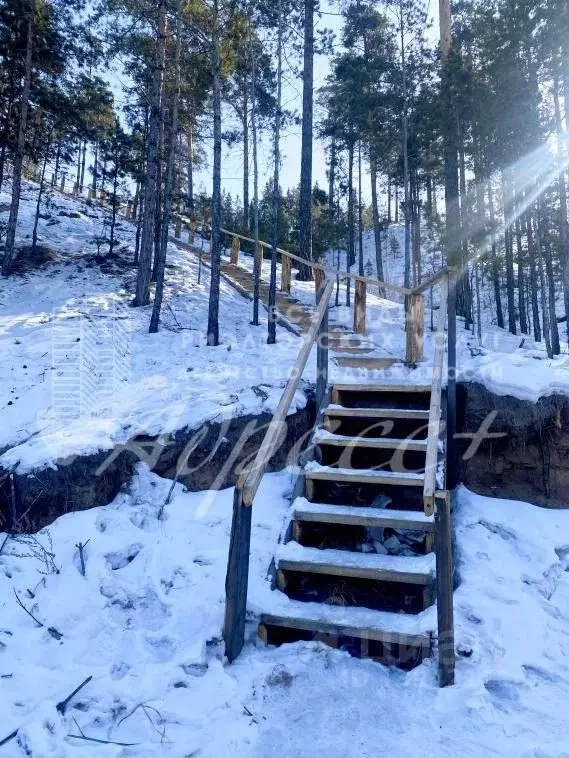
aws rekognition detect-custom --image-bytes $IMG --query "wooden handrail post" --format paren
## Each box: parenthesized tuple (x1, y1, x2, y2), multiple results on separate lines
(316, 281, 330, 410)
(405, 293, 425, 364)
(223, 483, 252, 663)
(230, 235, 240, 264)
(314, 267, 325, 303)
(353, 279, 366, 335)
(446, 268, 458, 490)
(281, 253, 291, 293)
(435, 490, 455, 686)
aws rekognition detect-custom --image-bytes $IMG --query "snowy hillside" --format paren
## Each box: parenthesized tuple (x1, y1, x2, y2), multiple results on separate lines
(2, 182, 569, 479)
(0, 181, 310, 473)
(1, 466, 569, 756)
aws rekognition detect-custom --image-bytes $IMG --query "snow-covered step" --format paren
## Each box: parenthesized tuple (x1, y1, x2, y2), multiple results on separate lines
(314, 428, 428, 451)
(277, 543, 435, 585)
(324, 405, 431, 421)
(305, 463, 425, 488)
(332, 384, 432, 394)
(333, 356, 400, 370)
(292, 498, 434, 532)
(260, 599, 433, 651)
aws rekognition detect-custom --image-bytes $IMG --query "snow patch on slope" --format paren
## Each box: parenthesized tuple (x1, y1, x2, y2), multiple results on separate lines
(1, 468, 569, 756)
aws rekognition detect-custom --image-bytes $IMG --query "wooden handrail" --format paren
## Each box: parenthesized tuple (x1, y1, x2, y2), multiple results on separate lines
(224, 278, 334, 663)
(241, 279, 335, 507)
(423, 273, 449, 516)
(411, 266, 450, 296)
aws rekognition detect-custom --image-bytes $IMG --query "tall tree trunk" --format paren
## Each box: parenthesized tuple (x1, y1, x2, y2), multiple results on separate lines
(486, 173, 504, 329)
(187, 124, 194, 212)
(242, 92, 249, 232)
(515, 216, 528, 334)
(92, 138, 99, 193)
(534, 210, 553, 358)
(152, 115, 165, 280)
(297, 0, 314, 280)
(387, 176, 392, 223)
(542, 215, 561, 354)
(370, 151, 384, 287)
(399, 4, 411, 290)
(554, 70, 569, 343)
(134, 0, 167, 307)
(207, 0, 223, 345)
(150, 0, 182, 334)
(80, 140, 87, 191)
(251, 49, 260, 326)
(502, 172, 517, 334)
(32, 139, 51, 252)
(109, 134, 119, 255)
(2, 0, 34, 276)
(525, 213, 541, 343)
(328, 135, 336, 215)
(268, 0, 283, 345)
(347, 141, 355, 307)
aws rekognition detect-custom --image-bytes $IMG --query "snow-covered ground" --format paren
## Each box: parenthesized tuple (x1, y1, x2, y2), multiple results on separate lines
(0, 182, 309, 473)
(1, 466, 569, 756)
(2, 180, 569, 478)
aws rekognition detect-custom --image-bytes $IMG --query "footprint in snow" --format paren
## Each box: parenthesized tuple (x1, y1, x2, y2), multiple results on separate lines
(106, 544, 142, 570)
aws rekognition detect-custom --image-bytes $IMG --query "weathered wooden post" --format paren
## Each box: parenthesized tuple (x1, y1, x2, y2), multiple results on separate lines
(314, 267, 325, 303)
(446, 268, 458, 490)
(230, 235, 240, 264)
(405, 293, 425, 364)
(353, 279, 367, 335)
(435, 490, 455, 687)
(281, 252, 291, 293)
(125, 200, 133, 220)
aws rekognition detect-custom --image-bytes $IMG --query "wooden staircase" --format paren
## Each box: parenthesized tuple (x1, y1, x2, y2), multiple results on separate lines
(223, 272, 456, 687)
(259, 384, 440, 670)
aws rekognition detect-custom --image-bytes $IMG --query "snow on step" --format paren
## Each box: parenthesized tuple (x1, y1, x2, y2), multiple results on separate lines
(314, 428, 428, 450)
(332, 384, 432, 393)
(325, 404, 431, 420)
(277, 542, 435, 584)
(292, 498, 434, 531)
(305, 462, 425, 486)
(261, 598, 433, 647)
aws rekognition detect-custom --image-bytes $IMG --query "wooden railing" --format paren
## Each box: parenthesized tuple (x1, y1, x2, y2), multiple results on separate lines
(223, 279, 335, 663)
(421, 267, 456, 688)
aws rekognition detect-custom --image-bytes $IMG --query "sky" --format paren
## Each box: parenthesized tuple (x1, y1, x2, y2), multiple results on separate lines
(106, 1, 441, 207)
(194, 0, 442, 207)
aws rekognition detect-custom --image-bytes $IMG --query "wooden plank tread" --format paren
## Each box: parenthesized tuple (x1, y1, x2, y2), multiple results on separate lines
(332, 384, 432, 393)
(314, 429, 428, 451)
(333, 357, 401, 370)
(305, 464, 425, 487)
(260, 600, 433, 648)
(325, 405, 431, 420)
(292, 499, 435, 531)
(277, 543, 435, 585)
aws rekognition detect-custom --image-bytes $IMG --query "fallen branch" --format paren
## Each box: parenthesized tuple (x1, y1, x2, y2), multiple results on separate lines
(117, 702, 166, 743)
(13, 589, 63, 639)
(68, 718, 138, 747)
(75, 540, 90, 577)
(13, 588, 42, 627)
(0, 729, 18, 747)
(0, 677, 93, 747)
(56, 676, 93, 715)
